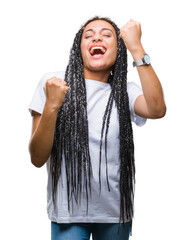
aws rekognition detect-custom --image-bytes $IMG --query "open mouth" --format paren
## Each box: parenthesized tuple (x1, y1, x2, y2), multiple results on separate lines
(89, 46, 107, 56)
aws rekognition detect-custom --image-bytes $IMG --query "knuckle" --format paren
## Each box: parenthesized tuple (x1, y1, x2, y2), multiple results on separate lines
(46, 79, 52, 86)
(46, 78, 51, 83)
(50, 77, 57, 81)
(47, 77, 55, 84)
(131, 22, 136, 27)
(64, 86, 69, 92)
(56, 78, 62, 82)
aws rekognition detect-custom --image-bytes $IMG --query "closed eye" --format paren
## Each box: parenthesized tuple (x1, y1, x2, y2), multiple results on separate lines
(85, 36, 92, 39)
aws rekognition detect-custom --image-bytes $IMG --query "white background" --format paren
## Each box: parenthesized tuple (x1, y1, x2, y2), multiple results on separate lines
(0, 0, 194, 239)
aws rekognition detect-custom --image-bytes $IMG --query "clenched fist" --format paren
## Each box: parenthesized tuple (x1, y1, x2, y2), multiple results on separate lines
(43, 77, 69, 111)
(120, 19, 142, 53)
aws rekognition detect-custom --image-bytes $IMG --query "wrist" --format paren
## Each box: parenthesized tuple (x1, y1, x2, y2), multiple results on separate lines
(44, 100, 60, 115)
(129, 44, 145, 61)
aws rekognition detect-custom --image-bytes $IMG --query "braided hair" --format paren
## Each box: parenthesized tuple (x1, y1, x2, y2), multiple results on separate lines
(50, 16, 135, 231)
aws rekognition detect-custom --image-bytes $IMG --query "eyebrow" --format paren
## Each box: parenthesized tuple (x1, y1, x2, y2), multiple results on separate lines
(84, 28, 113, 34)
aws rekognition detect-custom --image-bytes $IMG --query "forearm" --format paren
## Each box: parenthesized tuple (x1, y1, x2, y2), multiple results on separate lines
(29, 103, 58, 167)
(131, 44, 166, 118)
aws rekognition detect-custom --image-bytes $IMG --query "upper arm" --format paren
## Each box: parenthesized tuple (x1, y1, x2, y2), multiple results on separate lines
(31, 111, 42, 137)
(134, 94, 153, 119)
(134, 94, 166, 119)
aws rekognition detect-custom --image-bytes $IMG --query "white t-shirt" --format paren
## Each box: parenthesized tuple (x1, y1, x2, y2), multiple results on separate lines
(29, 71, 147, 223)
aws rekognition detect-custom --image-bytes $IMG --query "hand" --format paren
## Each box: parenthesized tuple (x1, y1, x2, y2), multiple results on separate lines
(120, 19, 142, 53)
(43, 77, 69, 111)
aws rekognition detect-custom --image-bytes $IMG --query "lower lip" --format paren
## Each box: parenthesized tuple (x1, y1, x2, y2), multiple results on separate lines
(90, 53, 105, 59)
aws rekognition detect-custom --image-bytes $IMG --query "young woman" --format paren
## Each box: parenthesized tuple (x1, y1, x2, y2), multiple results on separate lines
(29, 16, 166, 240)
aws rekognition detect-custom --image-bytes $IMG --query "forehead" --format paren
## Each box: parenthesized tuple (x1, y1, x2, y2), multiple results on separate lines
(83, 20, 116, 33)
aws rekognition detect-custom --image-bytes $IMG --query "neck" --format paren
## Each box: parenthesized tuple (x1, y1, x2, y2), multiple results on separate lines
(83, 68, 111, 83)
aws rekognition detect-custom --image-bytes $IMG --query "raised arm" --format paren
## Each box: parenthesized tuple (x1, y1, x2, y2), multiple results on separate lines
(29, 77, 69, 167)
(120, 19, 166, 119)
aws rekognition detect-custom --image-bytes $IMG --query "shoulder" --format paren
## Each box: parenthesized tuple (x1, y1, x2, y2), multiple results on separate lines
(28, 71, 65, 115)
(36, 71, 65, 90)
(41, 71, 65, 82)
(127, 81, 142, 92)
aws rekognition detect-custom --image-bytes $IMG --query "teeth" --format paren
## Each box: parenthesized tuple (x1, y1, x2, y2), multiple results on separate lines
(90, 46, 106, 55)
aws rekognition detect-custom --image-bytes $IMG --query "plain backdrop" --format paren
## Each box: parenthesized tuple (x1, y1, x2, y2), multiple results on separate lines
(0, 0, 194, 239)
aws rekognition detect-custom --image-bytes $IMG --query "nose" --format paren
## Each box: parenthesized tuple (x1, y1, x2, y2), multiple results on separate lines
(92, 34, 102, 42)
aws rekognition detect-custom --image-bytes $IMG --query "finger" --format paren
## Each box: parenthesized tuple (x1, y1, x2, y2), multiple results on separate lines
(120, 28, 125, 37)
(49, 77, 58, 81)
(64, 86, 69, 93)
(62, 81, 67, 86)
(55, 78, 63, 83)
(53, 78, 63, 86)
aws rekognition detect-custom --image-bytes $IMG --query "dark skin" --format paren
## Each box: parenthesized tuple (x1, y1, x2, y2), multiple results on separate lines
(29, 19, 166, 168)
(29, 77, 68, 167)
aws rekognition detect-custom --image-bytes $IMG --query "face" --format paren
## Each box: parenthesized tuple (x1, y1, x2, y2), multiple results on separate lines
(81, 20, 117, 75)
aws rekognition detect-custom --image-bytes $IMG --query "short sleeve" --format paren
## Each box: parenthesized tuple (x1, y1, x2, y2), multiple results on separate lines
(127, 81, 147, 127)
(28, 74, 48, 115)
(28, 71, 65, 116)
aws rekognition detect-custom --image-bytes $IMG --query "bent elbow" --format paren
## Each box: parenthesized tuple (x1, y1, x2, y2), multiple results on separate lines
(162, 107, 166, 118)
(153, 105, 167, 119)
(30, 154, 45, 168)
(32, 161, 44, 168)
(159, 104, 167, 118)
(29, 144, 46, 168)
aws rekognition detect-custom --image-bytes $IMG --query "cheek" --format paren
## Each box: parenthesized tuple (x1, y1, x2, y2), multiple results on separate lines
(81, 43, 90, 66)
(80, 41, 86, 58)
(80, 44, 85, 58)
(81, 50, 87, 66)
(110, 43, 117, 62)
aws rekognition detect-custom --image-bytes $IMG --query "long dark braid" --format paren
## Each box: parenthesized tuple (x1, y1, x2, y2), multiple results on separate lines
(50, 16, 135, 231)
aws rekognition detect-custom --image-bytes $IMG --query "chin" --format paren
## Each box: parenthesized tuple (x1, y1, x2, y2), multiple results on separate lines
(88, 62, 113, 72)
